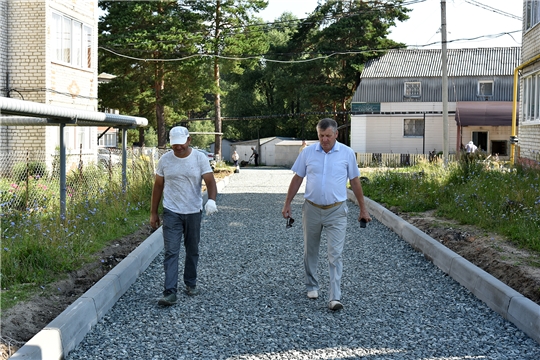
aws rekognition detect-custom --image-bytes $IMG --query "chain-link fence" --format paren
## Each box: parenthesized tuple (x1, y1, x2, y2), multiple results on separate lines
(0, 147, 169, 215)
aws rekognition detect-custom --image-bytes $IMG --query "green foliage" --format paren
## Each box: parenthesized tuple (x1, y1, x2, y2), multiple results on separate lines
(144, 127, 158, 147)
(0, 172, 58, 212)
(220, 1, 409, 141)
(188, 120, 215, 149)
(12, 161, 47, 182)
(361, 162, 540, 253)
(99, 0, 209, 147)
(0, 155, 154, 311)
(98, 0, 411, 144)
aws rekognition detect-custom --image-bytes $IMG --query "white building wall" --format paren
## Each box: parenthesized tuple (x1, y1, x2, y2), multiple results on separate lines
(232, 144, 257, 164)
(275, 140, 318, 168)
(0, 0, 8, 98)
(518, 6, 540, 165)
(351, 102, 459, 155)
(1, 0, 99, 169)
(350, 117, 367, 153)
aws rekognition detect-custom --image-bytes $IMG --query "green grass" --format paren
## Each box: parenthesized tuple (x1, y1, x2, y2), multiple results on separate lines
(0, 156, 155, 314)
(0, 155, 234, 314)
(360, 159, 540, 254)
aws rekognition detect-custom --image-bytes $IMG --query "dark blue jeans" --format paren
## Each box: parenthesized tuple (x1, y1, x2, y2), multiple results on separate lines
(162, 208, 202, 295)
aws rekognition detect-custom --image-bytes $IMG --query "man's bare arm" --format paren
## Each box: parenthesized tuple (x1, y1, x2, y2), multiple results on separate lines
(282, 174, 304, 219)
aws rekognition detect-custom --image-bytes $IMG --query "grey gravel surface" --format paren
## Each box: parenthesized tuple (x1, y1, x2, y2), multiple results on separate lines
(67, 168, 540, 360)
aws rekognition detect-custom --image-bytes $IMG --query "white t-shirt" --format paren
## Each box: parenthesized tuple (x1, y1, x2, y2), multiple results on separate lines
(466, 142, 477, 153)
(156, 149, 213, 214)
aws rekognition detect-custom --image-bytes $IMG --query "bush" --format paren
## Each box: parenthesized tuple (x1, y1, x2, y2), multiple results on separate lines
(12, 161, 47, 182)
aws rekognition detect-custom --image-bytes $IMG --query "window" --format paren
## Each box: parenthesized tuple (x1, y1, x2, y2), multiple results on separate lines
(52, 12, 93, 69)
(403, 119, 424, 137)
(523, 70, 540, 122)
(491, 141, 508, 156)
(99, 133, 117, 147)
(478, 81, 493, 97)
(77, 127, 92, 151)
(526, 0, 540, 30)
(404, 82, 421, 98)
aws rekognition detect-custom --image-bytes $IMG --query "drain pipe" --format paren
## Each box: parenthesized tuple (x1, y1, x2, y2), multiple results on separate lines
(511, 54, 540, 165)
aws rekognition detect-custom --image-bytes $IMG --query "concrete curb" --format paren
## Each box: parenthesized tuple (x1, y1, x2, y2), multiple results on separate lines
(10, 174, 538, 359)
(11, 175, 231, 359)
(347, 189, 540, 345)
(11, 229, 164, 359)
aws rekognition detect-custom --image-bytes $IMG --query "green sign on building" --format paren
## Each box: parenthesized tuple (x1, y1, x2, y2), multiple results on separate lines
(351, 103, 380, 113)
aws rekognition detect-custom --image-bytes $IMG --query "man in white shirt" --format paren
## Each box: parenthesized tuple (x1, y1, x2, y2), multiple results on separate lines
(282, 118, 371, 311)
(466, 141, 477, 153)
(150, 126, 218, 306)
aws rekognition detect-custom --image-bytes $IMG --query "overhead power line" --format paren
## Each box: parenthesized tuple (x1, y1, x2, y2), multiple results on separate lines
(186, 109, 455, 122)
(98, 0, 425, 44)
(464, 0, 522, 21)
(98, 28, 521, 63)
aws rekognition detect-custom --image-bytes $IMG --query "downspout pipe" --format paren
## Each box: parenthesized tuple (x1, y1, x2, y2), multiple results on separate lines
(511, 54, 540, 165)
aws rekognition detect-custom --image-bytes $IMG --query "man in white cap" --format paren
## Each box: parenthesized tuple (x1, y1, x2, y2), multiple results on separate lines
(150, 126, 218, 306)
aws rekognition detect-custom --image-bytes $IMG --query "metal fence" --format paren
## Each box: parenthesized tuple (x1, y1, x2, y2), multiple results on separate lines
(356, 152, 457, 167)
(0, 147, 168, 214)
(1, 149, 457, 215)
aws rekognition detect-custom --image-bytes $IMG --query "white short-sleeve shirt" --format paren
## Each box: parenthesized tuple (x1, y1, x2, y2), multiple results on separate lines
(156, 149, 213, 214)
(291, 141, 360, 206)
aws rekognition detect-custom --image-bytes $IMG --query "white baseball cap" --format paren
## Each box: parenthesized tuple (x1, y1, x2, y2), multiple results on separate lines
(170, 126, 189, 145)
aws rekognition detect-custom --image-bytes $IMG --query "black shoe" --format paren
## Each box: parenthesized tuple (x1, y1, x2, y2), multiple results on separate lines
(158, 292, 177, 306)
(185, 286, 200, 296)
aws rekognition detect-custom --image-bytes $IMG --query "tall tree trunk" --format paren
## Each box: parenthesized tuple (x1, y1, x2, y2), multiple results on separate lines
(137, 94, 146, 146)
(138, 127, 145, 147)
(155, 62, 166, 148)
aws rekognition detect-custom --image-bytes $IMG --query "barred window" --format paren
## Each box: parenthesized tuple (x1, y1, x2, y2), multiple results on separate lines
(404, 82, 421, 98)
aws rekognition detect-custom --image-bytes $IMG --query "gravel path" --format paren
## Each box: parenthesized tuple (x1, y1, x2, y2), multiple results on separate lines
(67, 168, 540, 360)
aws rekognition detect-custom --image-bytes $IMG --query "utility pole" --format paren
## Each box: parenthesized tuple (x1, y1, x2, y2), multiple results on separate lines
(441, 0, 449, 166)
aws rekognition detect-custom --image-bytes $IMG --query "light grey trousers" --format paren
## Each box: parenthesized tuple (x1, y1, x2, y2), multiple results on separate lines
(302, 201, 348, 302)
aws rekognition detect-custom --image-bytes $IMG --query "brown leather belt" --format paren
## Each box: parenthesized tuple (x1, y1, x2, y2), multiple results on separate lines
(306, 199, 343, 210)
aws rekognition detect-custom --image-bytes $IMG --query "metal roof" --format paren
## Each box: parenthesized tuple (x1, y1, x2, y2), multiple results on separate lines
(361, 47, 521, 78)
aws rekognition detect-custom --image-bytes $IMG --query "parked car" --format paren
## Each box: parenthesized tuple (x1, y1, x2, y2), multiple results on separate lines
(98, 148, 121, 167)
(196, 148, 216, 170)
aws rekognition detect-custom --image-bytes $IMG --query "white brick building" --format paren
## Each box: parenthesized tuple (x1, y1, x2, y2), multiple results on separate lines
(0, 0, 99, 168)
(518, 1, 540, 165)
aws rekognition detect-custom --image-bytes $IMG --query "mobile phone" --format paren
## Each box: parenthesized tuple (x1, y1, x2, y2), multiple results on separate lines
(359, 219, 367, 228)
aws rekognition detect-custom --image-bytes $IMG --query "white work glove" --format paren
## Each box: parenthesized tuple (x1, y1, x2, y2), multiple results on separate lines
(205, 199, 218, 215)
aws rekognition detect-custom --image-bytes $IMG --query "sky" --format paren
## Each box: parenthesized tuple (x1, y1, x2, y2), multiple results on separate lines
(256, 0, 523, 49)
